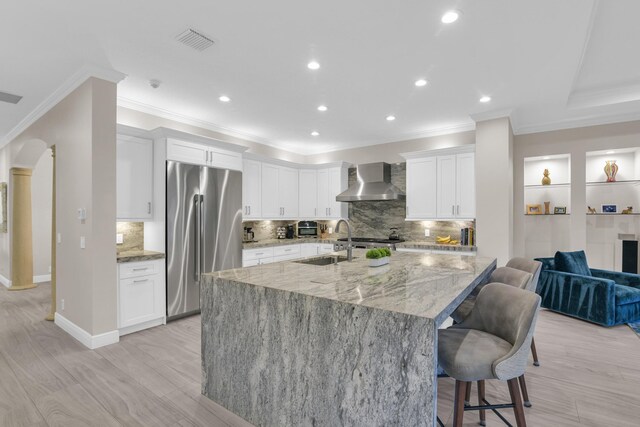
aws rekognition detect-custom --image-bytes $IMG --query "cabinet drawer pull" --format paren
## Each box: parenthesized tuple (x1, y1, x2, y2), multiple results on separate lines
(132, 267, 149, 271)
(133, 279, 149, 283)
(256, 252, 264, 256)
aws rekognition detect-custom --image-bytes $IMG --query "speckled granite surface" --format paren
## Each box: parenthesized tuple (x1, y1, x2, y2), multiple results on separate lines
(116, 250, 165, 263)
(202, 250, 496, 426)
(397, 241, 477, 252)
(242, 238, 337, 249)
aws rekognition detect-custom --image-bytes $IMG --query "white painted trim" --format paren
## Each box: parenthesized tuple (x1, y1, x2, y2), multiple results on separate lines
(0, 274, 11, 288)
(243, 152, 351, 169)
(54, 313, 119, 349)
(469, 108, 514, 123)
(514, 110, 640, 136)
(400, 145, 475, 160)
(1, 64, 126, 147)
(118, 316, 165, 336)
(567, 82, 640, 109)
(33, 274, 51, 283)
(118, 97, 271, 147)
(566, 0, 601, 103)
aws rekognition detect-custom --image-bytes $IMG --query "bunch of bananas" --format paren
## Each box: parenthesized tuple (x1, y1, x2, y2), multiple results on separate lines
(436, 235, 459, 245)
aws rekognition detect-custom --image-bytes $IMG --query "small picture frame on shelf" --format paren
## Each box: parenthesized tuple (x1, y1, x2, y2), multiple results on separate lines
(554, 207, 567, 214)
(601, 204, 617, 214)
(526, 204, 543, 215)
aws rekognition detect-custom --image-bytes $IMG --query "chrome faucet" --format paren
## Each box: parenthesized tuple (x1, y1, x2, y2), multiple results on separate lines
(335, 218, 353, 261)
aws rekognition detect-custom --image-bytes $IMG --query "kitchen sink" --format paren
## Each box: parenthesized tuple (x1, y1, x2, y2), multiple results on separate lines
(294, 255, 353, 266)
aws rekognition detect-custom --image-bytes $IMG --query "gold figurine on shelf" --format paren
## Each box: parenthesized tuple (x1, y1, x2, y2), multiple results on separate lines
(622, 206, 633, 214)
(587, 206, 596, 214)
(542, 169, 551, 185)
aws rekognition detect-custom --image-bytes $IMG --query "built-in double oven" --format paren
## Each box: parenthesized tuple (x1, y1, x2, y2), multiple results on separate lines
(297, 221, 318, 238)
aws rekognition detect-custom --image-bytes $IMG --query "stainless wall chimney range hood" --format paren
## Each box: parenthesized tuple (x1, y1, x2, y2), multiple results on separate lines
(336, 162, 405, 202)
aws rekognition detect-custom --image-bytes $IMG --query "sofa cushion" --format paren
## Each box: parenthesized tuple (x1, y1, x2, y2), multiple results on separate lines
(554, 250, 592, 276)
(615, 285, 640, 305)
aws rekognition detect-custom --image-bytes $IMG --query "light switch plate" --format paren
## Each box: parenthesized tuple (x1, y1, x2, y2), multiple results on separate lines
(424, 229, 430, 237)
(116, 233, 124, 244)
(80, 236, 86, 249)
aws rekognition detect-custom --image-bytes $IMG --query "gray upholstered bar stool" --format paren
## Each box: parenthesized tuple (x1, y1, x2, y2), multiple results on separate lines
(504, 258, 543, 367)
(452, 264, 538, 408)
(438, 283, 541, 427)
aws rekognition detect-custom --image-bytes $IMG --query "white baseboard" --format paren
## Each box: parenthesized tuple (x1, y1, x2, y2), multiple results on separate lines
(34, 274, 52, 283)
(119, 316, 165, 336)
(0, 274, 10, 288)
(54, 313, 119, 349)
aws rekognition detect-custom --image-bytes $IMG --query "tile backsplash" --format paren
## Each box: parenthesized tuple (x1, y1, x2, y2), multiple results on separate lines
(116, 222, 144, 253)
(244, 163, 476, 244)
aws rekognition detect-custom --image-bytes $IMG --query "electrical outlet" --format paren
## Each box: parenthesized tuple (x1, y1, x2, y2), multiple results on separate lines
(61, 299, 65, 310)
(116, 233, 124, 244)
(48, 265, 51, 273)
(80, 236, 86, 249)
(424, 229, 430, 237)
(57, 233, 62, 244)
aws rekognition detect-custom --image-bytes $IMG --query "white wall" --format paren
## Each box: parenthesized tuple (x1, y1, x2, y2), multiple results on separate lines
(31, 149, 52, 278)
(11, 77, 118, 336)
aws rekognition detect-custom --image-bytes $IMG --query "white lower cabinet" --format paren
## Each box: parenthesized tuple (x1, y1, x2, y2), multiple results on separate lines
(243, 243, 336, 266)
(118, 259, 165, 336)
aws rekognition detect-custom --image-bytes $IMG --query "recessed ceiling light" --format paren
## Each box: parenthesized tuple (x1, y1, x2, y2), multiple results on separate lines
(479, 96, 491, 103)
(219, 95, 230, 102)
(415, 79, 428, 87)
(606, 150, 615, 154)
(317, 105, 328, 112)
(307, 61, 320, 70)
(543, 157, 550, 160)
(441, 10, 460, 24)
(311, 131, 320, 136)
(386, 115, 396, 121)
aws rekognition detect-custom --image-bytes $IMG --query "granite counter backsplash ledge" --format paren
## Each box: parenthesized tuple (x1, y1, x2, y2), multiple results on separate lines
(117, 250, 165, 263)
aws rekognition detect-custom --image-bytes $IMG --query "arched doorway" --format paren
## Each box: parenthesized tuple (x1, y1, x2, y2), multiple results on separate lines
(7, 139, 56, 319)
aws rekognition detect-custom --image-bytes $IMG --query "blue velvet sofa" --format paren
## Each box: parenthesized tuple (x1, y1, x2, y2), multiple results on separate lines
(535, 255, 640, 326)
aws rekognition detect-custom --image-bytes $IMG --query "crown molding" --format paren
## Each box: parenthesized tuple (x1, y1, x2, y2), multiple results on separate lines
(469, 108, 514, 123)
(1, 64, 126, 148)
(514, 109, 640, 136)
(567, 81, 640, 109)
(117, 97, 276, 147)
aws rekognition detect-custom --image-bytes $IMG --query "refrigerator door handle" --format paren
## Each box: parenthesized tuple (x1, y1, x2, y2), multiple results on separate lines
(194, 194, 201, 282)
(200, 194, 205, 277)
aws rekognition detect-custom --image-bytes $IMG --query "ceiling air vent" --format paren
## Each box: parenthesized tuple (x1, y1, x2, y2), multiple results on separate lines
(0, 91, 22, 104)
(175, 29, 215, 51)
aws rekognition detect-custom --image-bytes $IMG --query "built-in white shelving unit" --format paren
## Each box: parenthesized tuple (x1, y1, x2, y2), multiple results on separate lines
(522, 154, 572, 258)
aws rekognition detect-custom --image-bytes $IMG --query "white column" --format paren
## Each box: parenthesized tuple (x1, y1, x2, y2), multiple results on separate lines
(475, 117, 514, 266)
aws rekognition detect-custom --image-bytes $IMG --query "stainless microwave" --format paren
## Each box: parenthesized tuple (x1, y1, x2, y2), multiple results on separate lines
(297, 221, 318, 237)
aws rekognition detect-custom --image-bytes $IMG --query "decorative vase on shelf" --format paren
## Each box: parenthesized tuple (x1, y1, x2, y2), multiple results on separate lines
(544, 201, 550, 215)
(542, 169, 551, 185)
(604, 160, 618, 182)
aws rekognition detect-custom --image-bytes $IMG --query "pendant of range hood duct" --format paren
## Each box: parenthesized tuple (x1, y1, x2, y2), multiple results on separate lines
(336, 162, 405, 202)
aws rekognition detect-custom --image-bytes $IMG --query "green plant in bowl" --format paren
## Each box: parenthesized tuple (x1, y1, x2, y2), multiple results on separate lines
(366, 248, 391, 259)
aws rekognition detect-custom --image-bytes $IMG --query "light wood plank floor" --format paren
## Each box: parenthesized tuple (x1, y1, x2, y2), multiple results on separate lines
(1, 283, 638, 426)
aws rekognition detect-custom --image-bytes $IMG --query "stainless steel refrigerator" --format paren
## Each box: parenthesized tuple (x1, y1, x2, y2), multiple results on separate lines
(166, 161, 243, 321)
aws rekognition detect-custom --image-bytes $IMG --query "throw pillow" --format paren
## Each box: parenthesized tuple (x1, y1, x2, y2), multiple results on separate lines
(554, 250, 592, 276)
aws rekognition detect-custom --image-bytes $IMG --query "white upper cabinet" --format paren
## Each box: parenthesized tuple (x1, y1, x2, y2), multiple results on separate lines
(166, 138, 242, 171)
(242, 159, 262, 218)
(437, 155, 458, 218)
(117, 135, 153, 220)
(456, 152, 475, 218)
(279, 166, 299, 218)
(402, 147, 475, 220)
(406, 157, 437, 219)
(316, 167, 348, 219)
(260, 163, 299, 219)
(328, 167, 348, 219)
(299, 169, 318, 218)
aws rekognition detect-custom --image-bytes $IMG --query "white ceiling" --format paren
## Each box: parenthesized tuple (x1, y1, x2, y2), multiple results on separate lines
(2, 0, 640, 155)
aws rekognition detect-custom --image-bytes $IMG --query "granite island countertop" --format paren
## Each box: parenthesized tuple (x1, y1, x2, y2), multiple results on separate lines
(202, 249, 496, 426)
(208, 249, 494, 325)
(117, 250, 165, 263)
